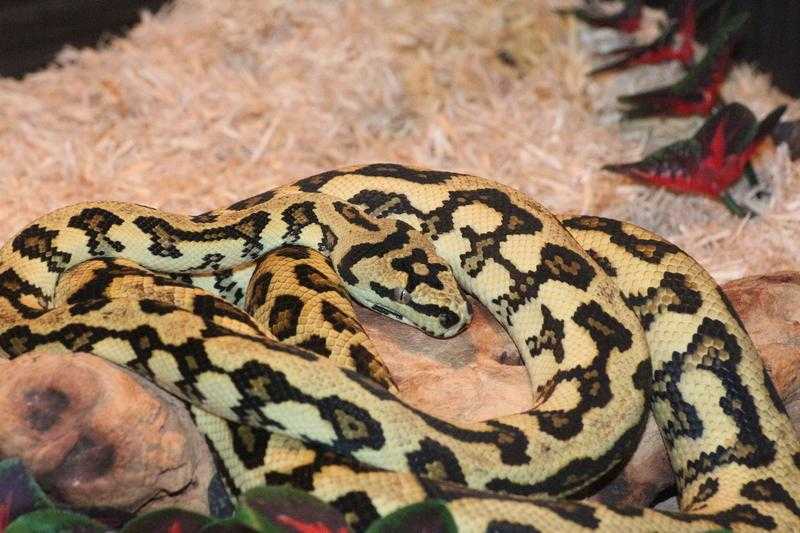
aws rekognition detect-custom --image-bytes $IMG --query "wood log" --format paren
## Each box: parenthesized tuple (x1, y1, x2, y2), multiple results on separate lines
(0, 351, 215, 520)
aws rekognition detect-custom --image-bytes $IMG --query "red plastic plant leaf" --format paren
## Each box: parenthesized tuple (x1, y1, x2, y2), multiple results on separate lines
(120, 508, 212, 533)
(235, 486, 351, 533)
(0, 458, 53, 531)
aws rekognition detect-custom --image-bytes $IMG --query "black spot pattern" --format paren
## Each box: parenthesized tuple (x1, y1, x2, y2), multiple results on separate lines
(212, 269, 245, 305)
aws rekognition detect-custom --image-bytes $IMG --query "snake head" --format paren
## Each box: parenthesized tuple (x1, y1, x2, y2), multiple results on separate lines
(333, 221, 471, 338)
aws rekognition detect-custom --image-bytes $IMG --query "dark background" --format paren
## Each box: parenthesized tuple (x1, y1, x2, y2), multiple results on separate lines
(0, 0, 798, 96)
(0, 0, 170, 78)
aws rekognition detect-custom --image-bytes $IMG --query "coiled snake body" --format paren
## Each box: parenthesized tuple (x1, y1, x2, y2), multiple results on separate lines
(0, 164, 797, 531)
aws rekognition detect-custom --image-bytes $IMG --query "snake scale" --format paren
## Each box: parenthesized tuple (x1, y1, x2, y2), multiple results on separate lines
(0, 163, 797, 531)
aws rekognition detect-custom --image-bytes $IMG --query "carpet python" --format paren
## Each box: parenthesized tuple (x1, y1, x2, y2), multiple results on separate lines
(0, 163, 797, 531)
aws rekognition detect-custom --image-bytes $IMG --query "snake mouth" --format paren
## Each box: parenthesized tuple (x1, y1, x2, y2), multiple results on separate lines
(371, 304, 405, 322)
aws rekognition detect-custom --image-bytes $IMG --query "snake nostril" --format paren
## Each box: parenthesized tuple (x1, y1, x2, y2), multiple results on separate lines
(439, 311, 459, 330)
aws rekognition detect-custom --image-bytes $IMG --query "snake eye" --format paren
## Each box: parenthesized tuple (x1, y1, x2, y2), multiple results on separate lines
(393, 287, 411, 304)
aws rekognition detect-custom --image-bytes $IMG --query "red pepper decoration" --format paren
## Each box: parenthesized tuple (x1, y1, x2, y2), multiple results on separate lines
(589, 0, 720, 75)
(603, 103, 787, 215)
(617, 10, 747, 119)
(558, 0, 643, 34)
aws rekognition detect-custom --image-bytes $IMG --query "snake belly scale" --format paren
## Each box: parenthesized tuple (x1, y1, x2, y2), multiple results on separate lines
(0, 163, 797, 531)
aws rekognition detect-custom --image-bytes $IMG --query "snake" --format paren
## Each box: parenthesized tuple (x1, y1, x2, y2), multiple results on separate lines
(0, 163, 797, 531)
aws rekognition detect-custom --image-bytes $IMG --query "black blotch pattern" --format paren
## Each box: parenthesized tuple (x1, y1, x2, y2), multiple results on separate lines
(336, 222, 412, 285)
(526, 499, 600, 529)
(295, 263, 345, 298)
(280, 201, 338, 253)
(663, 319, 777, 485)
(405, 408, 530, 466)
(67, 207, 126, 256)
(263, 448, 377, 493)
(212, 269, 245, 306)
(245, 268, 273, 314)
(321, 300, 360, 334)
(11, 224, 72, 273)
(586, 249, 618, 277)
(138, 299, 176, 316)
(192, 294, 263, 335)
(347, 190, 426, 220)
(488, 521, 541, 533)
(227, 189, 276, 211)
(190, 211, 219, 223)
(531, 301, 632, 442)
(562, 216, 681, 264)
(317, 396, 386, 453)
(227, 419, 270, 469)
(349, 163, 457, 184)
(62, 258, 189, 305)
(330, 491, 381, 531)
(268, 294, 303, 339)
(762, 366, 788, 415)
(488, 410, 646, 497)
(297, 335, 331, 357)
(294, 169, 351, 192)
(709, 504, 776, 530)
(0, 268, 49, 318)
(391, 247, 447, 292)
(133, 211, 270, 260)
(274, 245, 311, 260)
(525, 305, 565, 363)
(492, 242, 595, 327)
(406, 438, 466, 484)
(333, 201, 380, 231)
(741, 478, 800, 517)
(623, 272, 702, 330)
(687, 477, 720, 508)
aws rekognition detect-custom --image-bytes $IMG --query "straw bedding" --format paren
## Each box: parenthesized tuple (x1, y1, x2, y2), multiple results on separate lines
(0, 0, 797, 284)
